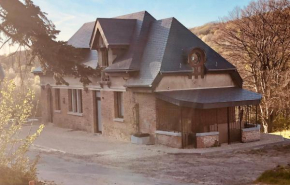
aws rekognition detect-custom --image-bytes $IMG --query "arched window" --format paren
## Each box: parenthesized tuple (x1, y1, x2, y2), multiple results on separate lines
(187, 48, 206, 78)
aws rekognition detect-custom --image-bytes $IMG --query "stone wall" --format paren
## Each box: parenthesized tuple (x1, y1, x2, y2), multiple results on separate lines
(135, 93, 157, 142)
(196, 132, 219, 148)
(101, 90, 136, 141)
(242, 125, 260, 143)
(40, 86, 159, 142)
(155, 131, 182, 148)
(101, 91, 157, 142)
(49, 88, 95, 132)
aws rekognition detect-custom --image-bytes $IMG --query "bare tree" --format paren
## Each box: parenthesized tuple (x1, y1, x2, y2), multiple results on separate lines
(217, 0, 290, 133)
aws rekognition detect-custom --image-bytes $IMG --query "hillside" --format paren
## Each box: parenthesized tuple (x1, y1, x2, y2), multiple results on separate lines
(189, 22, 222, 54)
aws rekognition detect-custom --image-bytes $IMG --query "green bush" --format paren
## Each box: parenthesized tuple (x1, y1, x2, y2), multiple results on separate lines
(0, 79, 44, 184)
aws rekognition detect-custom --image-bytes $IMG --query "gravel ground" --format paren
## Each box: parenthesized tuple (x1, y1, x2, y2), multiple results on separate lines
(87, 144, 290, 185)
(21, 123, 290, 185)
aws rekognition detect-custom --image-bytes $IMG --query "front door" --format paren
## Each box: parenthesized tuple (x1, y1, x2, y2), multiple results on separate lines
(96, 91, 102, 132)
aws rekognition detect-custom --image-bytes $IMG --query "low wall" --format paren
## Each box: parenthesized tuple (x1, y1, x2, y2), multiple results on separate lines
(196, 132, 219, 148)
(242, 125, 260, 143)
(155, 130, 182, 148)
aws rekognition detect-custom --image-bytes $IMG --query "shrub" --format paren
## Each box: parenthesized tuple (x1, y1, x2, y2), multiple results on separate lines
(0, 79, 44, 184)
(256, 165, 290, 185)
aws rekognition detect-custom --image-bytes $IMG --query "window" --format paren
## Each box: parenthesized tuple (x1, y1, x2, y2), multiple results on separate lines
(101, 48, 108, 67)
(55, 89, 61, 110)
(68, 89, 83, 113)
(188, 48, 205, 67)
(115, 92, 124, 118)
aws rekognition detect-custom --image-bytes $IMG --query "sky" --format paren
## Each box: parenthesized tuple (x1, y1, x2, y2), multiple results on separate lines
(0, 0, 253, 55)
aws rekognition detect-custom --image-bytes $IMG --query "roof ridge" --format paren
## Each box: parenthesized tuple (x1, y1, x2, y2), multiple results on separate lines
(97, 18, 137, 21)
(157, 17, 175, 21)
(114, 10, 147, 18)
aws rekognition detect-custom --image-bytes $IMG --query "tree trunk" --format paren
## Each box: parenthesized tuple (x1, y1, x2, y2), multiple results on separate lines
(262, 120, 268, 133)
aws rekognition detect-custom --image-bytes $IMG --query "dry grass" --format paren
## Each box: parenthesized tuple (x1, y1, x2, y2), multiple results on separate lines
(271, 130, 290, 139)
(256, 165, 290, 185)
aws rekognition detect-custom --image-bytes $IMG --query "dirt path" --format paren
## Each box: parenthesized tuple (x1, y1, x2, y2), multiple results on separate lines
(88, 144, 290, 185)
(22, 124, 290, 185)
(29, 151, 191, 185)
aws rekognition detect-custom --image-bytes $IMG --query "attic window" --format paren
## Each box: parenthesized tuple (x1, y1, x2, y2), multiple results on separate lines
(190, 53, 201, 65)
(187, 48, 206, 79)
(188, 48, 205, 67)
(101, 48, 109, 67)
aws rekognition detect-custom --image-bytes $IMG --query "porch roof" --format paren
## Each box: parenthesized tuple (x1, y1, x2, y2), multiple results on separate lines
(156, 87, 262, 109)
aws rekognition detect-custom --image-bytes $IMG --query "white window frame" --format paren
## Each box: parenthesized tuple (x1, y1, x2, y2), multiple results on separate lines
(68, 89, 83, 114)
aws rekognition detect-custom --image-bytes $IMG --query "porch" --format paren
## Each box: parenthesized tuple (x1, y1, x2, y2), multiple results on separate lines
(155, 87, 262, 148)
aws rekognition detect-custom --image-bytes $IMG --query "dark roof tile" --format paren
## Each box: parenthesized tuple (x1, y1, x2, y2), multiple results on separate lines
(95, 18, 136, 46)
(156, 87, 262, 109)
(66, 11, 240, 87)
(67, 22, 95, 48)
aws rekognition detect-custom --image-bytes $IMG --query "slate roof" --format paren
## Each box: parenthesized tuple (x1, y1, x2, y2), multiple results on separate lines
(92, 18, 137, 47)
(32, 49, 98, 74)
(156, 87, 262, 109)
(67, 22, 95, 48)
(103, 11, 156, 71)
(45, 11, 241, 87)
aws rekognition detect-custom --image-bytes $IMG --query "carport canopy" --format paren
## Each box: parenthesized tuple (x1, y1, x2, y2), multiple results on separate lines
(156, 87, 262, 109)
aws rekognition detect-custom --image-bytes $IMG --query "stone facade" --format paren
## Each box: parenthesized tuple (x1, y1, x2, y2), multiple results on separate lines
(49, 88, 95, 132)
(42, 85, 158, 142)
(242, 126, 260, 143)
(155, 132, 182, 148)
(196, 132, 219, 148)
(101, 91, 157, 142)
(101, 90, 136, 141)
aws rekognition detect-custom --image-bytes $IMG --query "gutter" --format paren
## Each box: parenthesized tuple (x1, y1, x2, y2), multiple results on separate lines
(124, 84, 152, 88)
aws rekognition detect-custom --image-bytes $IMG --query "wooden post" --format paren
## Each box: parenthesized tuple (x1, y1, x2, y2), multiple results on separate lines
(180, 106, 184, 148)
(227, 107, 230, 144)
(239, 106, 242, 142)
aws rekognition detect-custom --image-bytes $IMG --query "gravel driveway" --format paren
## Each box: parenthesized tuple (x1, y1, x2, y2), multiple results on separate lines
(21, 123, 290, 185)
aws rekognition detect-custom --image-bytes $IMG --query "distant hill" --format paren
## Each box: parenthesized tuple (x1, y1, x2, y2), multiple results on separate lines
(189, 21, 237, 70)
(189, 22, 221, 53)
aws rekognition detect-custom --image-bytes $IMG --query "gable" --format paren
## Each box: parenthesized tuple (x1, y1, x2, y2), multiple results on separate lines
(90, 18, 137, 49)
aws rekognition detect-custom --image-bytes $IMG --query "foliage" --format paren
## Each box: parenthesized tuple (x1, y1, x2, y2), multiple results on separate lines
(0, 79, 44, 184)
(192, 0, 290, 133)
(256, 165, 290, 185)
(217, 0, 290, 133)
(0, 0, 100, 85)
(271, 130, 290, 139)
(272, 113, 290, 132)
(0, 50, 42, 116)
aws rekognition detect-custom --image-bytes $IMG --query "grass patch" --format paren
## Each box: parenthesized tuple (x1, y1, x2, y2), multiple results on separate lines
(256, 165, 290, 185)
(271, 130, 290, 139)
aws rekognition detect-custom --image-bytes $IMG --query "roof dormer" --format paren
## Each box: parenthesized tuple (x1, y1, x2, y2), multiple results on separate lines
(89, 18, 136, 68)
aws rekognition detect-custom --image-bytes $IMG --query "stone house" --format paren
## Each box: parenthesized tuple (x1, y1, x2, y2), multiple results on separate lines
(34, 11, 262, 148)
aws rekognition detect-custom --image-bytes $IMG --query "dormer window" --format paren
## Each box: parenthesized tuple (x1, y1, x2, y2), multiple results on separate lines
(101, 48, 108, 67)
(187, 48, 206, 78)
(190, 52, 201, 66)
